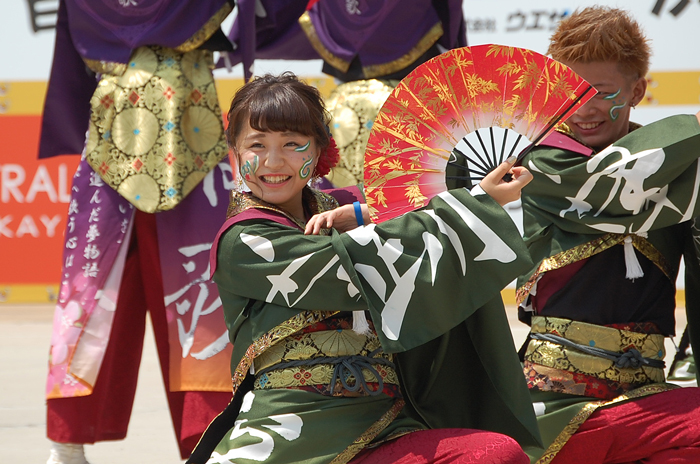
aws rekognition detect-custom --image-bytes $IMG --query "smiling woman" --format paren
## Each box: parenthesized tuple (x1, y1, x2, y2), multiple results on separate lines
(234, 127, 320, 221)
(225, 73, 339, 225)
(188, 72, 540, 464)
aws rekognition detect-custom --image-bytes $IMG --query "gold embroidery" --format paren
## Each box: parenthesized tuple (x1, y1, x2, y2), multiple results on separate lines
(633, 236, 672, 279)
(227, 187, 340, 231)
(525, 363, 587, 396)
(255, 328, 378, 370)
(255, 363, 399, 392)
(330, 399, 406, 464)
(174, 3, 234, 53)
(82, 3, 232, 76)
(536, 383, 677, 464)
(252, 328, 398, 391)
(326, 79, 399, 187)
(299, 11, 350, 73)
(516, 234, 672, 305)
(83, 59, 128, 76)
(299, 11, 443, 79)
(525, 317, 665, 388)
(85, 46, 228, 212)
(231, 310, 339, 394)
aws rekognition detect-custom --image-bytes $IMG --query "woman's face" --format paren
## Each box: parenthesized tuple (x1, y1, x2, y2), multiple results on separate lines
(235, 121, 318, 219)
(564, 60, 646, 151)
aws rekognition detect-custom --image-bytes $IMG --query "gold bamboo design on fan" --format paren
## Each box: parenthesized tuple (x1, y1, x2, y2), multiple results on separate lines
(364, 44, 591, 222)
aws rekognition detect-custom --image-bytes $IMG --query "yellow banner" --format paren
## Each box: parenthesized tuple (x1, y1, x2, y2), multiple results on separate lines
(1, 73, 697, 117)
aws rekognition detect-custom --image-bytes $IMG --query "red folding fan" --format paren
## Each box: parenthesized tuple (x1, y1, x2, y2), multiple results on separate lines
(363, 44, 596, 223)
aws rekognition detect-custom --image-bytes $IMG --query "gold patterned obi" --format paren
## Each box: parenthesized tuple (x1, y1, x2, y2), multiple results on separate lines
(85, 45, 228, 213)
(252, 325, 399, 398)
(524, 316, 666, 400)
(226, 187, 341, 232)
(325, 79, 398, 187)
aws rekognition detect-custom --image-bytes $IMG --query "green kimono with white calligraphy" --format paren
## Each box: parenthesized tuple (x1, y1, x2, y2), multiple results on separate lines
(519, 115, 700, 284)
(191, 186, 542, 464)
(515, 115, 700, 462)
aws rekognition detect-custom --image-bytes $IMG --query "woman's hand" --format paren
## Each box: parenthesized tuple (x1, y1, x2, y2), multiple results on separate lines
(305, 203, 368, 235)
(480, 156, 533, 206)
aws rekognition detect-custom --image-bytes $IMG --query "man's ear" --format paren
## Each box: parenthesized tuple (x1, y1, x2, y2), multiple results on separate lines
(631, 75, 647, 107)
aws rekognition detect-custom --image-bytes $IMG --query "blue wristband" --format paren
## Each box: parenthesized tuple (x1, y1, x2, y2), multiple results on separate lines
(353, 201, 364, 226)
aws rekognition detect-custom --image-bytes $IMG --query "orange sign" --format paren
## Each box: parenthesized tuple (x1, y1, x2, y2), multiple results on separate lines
(0, 115, 80, 302)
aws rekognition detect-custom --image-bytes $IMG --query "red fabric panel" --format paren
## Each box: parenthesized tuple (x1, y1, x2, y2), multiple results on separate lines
(350, 428, 529, 464)
(537, 131, 593, 157)
(551, 388, 700, 463)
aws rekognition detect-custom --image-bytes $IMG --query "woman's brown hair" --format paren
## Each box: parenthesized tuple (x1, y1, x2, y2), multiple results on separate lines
(226, 72, 332, 153)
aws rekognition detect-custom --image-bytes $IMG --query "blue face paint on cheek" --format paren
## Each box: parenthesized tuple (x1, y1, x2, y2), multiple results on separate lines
(603, 88, 627, 121)
(299, 156, 314, 179)
(239, 155, 259, 181)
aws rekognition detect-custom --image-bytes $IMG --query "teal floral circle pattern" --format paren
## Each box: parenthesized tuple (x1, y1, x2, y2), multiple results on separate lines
(111, 108, 159, 156)
(181, 106, 222, 153)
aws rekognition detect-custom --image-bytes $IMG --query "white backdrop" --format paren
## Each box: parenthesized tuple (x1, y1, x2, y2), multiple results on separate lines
(2, 0, 698, 287)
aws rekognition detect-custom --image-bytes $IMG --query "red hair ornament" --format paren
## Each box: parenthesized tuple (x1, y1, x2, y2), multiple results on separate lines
(314, 136, 340, 178)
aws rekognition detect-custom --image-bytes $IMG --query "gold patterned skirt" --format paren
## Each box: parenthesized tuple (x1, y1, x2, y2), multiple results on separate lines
(325, 79, 398, 187)
(85, 45, 229, 213)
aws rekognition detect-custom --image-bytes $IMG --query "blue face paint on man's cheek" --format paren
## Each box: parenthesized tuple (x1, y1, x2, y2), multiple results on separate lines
(603, 88, 627, 121)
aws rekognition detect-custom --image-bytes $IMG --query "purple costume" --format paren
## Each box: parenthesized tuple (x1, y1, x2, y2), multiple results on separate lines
(41, 0, 235, 458)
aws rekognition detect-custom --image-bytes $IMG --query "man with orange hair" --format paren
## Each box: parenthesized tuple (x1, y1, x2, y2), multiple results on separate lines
(515, 6, 700, 463)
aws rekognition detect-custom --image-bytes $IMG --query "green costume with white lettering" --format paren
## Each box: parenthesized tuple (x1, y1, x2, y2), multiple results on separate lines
(515, 115, 700, 462)
(190, 186, 542, 464)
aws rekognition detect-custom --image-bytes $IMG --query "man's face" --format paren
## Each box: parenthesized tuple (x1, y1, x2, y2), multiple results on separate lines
(564, 60, 647, 151)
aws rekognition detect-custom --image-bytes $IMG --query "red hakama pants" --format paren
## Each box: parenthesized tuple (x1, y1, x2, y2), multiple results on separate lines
(349, 428, 529, 464)
(47, 211, 230, 459)
(551, 387, 700, 463)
